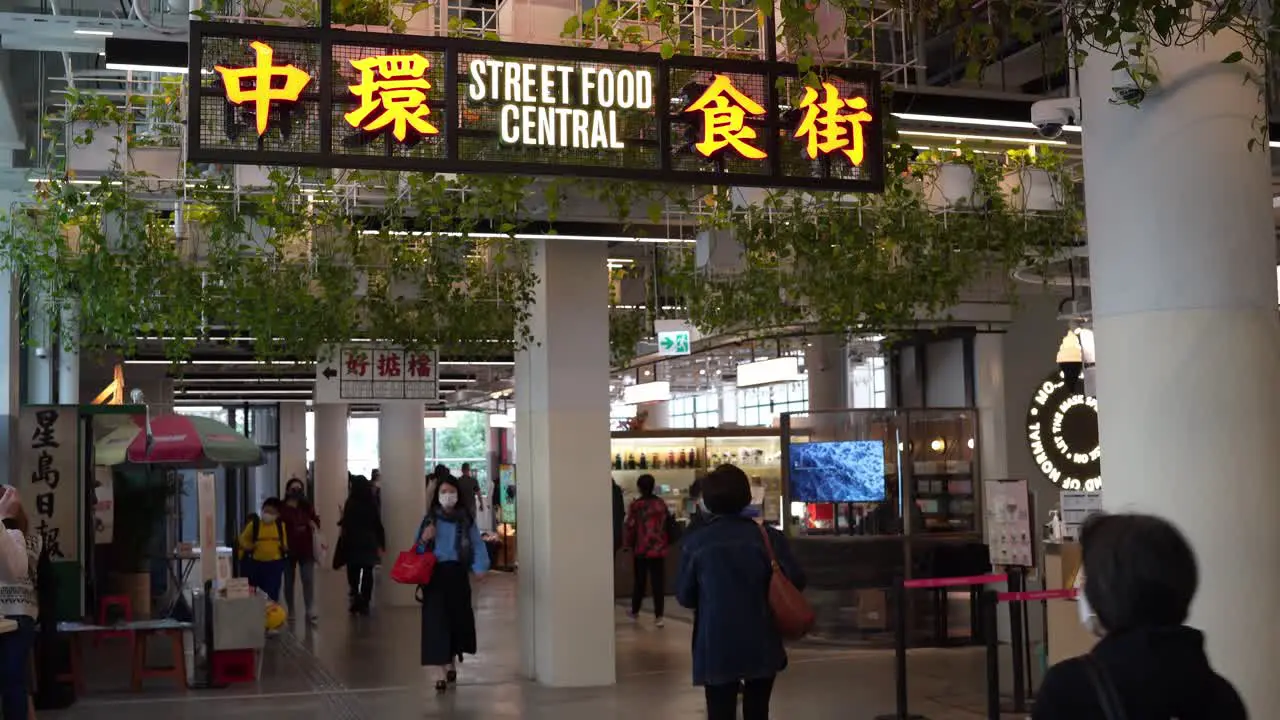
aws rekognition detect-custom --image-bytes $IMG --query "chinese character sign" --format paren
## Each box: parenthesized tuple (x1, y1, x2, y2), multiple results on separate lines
(320, 345, 439, 402)
(345, 53, 440, 142)
(794, 82, 873, 166)
(18, 406, 79, 563)
(684, 75, 767, 160)
(214, 40, 313, 136)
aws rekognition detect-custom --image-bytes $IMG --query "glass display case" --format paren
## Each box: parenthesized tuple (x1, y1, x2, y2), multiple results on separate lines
(780, 408, 981, 535)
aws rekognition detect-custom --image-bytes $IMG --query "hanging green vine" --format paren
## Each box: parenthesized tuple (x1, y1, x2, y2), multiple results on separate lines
(3, 96, 541, 364)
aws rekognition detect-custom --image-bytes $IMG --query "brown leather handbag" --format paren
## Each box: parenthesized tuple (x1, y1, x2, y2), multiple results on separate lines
(757, 524, 815, 640)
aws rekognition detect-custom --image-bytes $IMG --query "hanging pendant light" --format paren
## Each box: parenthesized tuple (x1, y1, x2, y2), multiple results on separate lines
(1056, 327, 1095, 392)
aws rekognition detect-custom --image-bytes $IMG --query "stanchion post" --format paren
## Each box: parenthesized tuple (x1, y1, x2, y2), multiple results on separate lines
(983, 589, 1000, 720)
(1007, 568, 1028, 712)
(874, 576, 926, 720)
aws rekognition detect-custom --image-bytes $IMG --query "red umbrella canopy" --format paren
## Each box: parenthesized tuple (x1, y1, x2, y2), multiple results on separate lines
(125, 414, 265, 467)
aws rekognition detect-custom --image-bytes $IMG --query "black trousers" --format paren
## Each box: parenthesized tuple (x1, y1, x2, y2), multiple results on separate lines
(705, 676, 776, 720)
(347, 564, 374, 608)
(630, 556, 665, 618)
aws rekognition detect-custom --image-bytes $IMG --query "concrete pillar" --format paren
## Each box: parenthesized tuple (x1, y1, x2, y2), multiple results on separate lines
(0, 271, 16, 483)
(313, 404, 348, 570)
(806, 334, 848, 411)
(806, 334, 847, 440)
(24, 286, 52, 405)
(1081, 20, 1280, 712)
(378, 402, 425, 607)
(278, 402, 308, 491)
(515, 239, 615, 687)
(56, 306, 79, 405)
(973, 333, 1008, 479)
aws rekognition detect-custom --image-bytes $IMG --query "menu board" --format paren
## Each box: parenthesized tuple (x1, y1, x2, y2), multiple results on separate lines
(983, 479, 1033, 567)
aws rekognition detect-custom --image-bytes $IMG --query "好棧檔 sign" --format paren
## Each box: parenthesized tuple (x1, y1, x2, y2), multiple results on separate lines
(315, 345, 439, 403)
(189, 23, 885, 192)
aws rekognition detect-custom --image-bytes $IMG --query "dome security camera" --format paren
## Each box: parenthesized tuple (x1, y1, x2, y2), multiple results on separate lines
(1030, 97, 1081, 139)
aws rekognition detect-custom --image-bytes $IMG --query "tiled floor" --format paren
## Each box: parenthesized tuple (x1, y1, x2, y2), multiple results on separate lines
(47, 571, 1013, 720)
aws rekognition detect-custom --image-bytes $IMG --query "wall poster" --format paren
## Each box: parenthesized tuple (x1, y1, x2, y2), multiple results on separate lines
(983, 479, 1033, 567)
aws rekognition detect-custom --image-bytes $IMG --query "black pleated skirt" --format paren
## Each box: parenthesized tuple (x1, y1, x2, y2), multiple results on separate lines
(420, 561, 477, 666)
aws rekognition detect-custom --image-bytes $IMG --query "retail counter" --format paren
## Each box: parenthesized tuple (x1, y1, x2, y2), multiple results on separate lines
(794, 534, 992, 646)
(1044, 542, 1096, 664)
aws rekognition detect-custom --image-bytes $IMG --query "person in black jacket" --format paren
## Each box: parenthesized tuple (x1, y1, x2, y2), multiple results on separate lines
(1033, 513, 1246, 720)
(337, 477, 386, 615)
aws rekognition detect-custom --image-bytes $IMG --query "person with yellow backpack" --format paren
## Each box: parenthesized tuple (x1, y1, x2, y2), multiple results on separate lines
(239, 497, 289, 604)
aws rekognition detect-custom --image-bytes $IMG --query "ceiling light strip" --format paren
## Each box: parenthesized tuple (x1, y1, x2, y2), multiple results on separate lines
(893, 112, 1082, 134)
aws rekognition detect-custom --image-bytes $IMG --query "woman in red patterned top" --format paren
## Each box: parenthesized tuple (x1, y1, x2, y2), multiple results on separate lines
(624, 474, 672, 627)
(280, 478, 321, 624)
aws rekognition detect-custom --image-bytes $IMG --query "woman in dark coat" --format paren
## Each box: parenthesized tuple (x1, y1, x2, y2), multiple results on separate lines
(677, 464, 806, 720)
(337, 477, 385, 615)
(1033, 513, 1245, 720)
(415, 476, 489, 693)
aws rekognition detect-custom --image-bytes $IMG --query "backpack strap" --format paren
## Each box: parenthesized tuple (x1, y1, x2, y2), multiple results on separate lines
(277, 520, 288, 553)
(251, 517, 261, 544)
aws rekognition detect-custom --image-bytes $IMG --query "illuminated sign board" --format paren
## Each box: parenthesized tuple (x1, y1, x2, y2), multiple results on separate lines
(1026, 370, 1101, 491)
(189, 23, 885, 191)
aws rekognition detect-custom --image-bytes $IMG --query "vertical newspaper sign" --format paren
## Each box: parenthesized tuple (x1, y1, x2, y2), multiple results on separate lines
(19, 406, 79, 563)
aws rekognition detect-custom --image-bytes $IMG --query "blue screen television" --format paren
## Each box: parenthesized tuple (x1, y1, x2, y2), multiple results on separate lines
(788, 440, 886, 503)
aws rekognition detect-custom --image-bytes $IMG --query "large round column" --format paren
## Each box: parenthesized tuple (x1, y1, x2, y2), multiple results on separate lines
(378, 402, 425, 607)
(1080, 22, 1280, 712)
(313, 403, 348, 572)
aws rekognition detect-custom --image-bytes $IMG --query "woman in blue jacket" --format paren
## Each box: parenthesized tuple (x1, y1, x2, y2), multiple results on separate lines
(415, 475, 489, 693)
(677, 464, 806, 720)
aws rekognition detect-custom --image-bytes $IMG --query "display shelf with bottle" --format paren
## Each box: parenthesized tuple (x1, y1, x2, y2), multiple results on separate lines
(610, 434, 702, 510)
(905, 412, 979, 533)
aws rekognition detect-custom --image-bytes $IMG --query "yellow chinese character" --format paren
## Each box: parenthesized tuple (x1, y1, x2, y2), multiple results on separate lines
(793, 82, 873, 165)
(684, 74, 767, 160)
(214, 41, 313, 137)
(344, 54, 440, 142)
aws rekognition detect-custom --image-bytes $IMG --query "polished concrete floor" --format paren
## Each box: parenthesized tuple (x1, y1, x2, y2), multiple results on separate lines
(47, 571, 1016, 719)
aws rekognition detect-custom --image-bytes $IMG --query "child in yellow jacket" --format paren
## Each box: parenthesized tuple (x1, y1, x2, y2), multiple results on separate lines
(239, 497, 288, 603)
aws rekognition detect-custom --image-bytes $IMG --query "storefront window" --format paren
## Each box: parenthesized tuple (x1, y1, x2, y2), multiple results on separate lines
(736, 381, 808, 427)
(669, 393, 719, 429)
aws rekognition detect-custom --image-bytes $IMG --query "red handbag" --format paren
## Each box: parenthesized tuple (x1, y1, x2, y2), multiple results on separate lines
(758, 524, 814, 640)
(391, 547, 437, 585)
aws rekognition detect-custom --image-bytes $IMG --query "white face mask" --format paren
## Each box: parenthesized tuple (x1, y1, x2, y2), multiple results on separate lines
(261, 511, 278, 524)
(439, 492, 458, 509)
(1076, 571, 1102, 636)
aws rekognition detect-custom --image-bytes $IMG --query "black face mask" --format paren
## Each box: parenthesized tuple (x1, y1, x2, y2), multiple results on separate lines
(286, 488, 303, 499)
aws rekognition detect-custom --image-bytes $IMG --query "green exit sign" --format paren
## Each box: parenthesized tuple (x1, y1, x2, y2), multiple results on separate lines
(657, 330, 691, 356)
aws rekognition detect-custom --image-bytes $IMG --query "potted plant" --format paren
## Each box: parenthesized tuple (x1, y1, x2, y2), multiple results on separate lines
(910, 148, 986, 210)
(1000, 149, 1067, 212)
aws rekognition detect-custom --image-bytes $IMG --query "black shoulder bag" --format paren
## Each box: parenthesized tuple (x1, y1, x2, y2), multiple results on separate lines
(1083, 654, 1130, 720)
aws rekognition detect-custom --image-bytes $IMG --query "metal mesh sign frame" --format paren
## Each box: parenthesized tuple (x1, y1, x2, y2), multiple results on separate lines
(188, 22, 886, 192)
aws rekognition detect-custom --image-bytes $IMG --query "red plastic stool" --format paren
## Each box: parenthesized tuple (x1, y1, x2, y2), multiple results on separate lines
(95, 595, 136, 652)
(211, 649, 256, 685)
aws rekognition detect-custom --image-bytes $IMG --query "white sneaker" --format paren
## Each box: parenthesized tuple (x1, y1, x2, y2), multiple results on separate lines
(655, 618, 665, 628)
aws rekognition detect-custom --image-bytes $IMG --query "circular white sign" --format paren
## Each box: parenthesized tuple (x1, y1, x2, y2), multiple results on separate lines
(1026, 370, 1101, 491)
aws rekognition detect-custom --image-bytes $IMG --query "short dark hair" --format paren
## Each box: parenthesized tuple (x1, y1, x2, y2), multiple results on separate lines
(461, 462, 471, 472)
(701, 464, 751, 516)
(262, 497, 282, 512)
(1081, 513, 1198, 633)
(688, 478, 702, 501)
(434, 464, 451, 480)
(637, 474, 656, 496)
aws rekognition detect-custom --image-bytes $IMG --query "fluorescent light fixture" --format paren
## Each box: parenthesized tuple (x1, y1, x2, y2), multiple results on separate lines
(176, 377, 314, 383)
(424, 413, 459, 429)
(105, 63, 189, 74)
(622, 381, 671, 405)
(74, 29, 114, 36)
(898, 129, 1069, 147)
(125, 360, 311, 366)
(736, 356, 804, 387)
(1271, 141, 1280, 148)
(489, 413, 514, 429)
(104, 37, 188, 74)
(359, 229, 694, 244)
(438, 361, 513, 366)
(175, 389, 312, 396)
(893, 112, 1081, 134)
